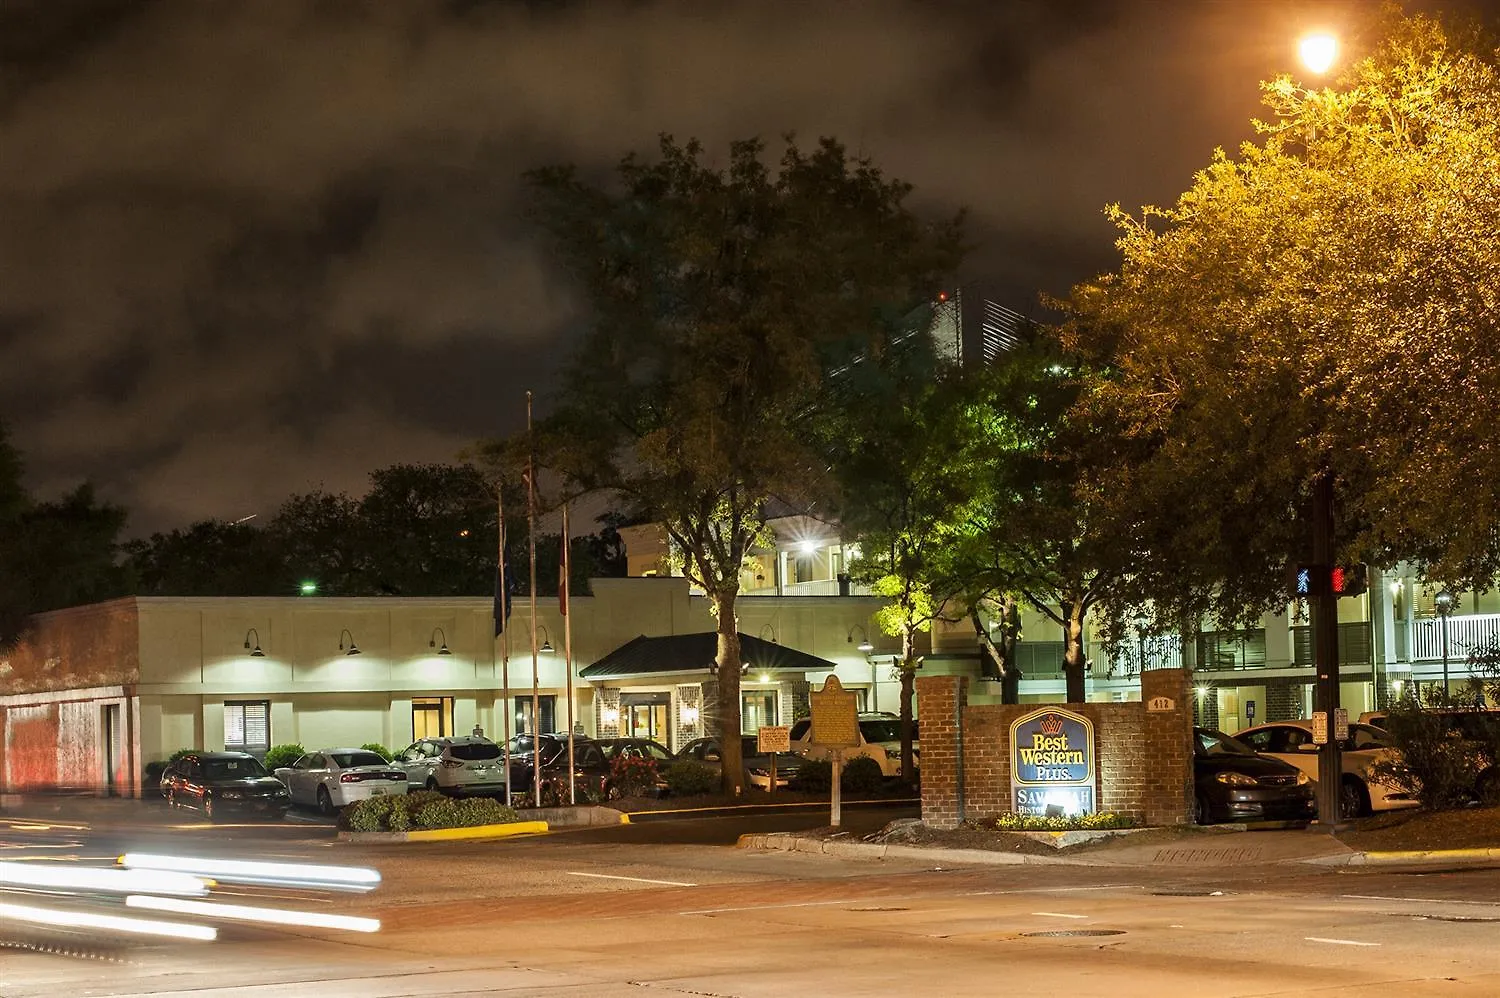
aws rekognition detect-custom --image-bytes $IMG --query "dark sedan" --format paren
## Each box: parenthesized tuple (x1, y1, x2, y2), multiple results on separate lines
(505, 734, 615, 803)
(1194, 728, 1315, 824)
(162, 751, 290, 820)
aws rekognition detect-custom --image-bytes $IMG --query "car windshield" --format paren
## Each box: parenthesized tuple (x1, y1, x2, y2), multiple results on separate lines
(1197, 730, 1256, 757)
(332, 751, 387, 768)
(204, 757, 268, 780)
(448, 742, 501, 761)
(859, 720, 903, 743)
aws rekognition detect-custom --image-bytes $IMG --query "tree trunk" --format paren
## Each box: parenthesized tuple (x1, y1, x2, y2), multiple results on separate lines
(899, 625, 917, 788)
(970, 597, 1022, 704)
(1062, 599, 1087, 704)
(713, 591, 743, 796)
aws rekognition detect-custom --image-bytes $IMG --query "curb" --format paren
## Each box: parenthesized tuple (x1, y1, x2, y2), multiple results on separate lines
(737, 832, 1065, 866)
(625, 799, 919, 822)
(1307, 847, 1500, 867)
(338, 819, 548, 844)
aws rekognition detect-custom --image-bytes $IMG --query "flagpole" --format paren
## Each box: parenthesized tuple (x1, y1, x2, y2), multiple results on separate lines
(498, 488, 512, 805)
(563, 502, 576, 805)
(527, 391, 541, 808)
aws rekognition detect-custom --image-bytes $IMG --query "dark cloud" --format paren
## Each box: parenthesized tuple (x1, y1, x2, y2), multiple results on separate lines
(1, 0, 1490, 532)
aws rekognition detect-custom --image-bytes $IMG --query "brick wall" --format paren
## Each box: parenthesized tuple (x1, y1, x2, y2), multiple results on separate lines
(674, 684, 703, 747)
(917, 669, 1194, 830)
(1265, 682, 1307, 722)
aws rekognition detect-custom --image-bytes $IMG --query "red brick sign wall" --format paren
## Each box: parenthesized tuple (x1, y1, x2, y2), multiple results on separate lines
(917, 669, 1194, 829)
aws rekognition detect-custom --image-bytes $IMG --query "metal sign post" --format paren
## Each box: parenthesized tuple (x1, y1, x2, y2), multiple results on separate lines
(808, 677, 859, 828)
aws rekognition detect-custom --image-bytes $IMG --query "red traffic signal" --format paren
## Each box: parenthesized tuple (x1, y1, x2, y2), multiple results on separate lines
(1290, 563, 1368, 598)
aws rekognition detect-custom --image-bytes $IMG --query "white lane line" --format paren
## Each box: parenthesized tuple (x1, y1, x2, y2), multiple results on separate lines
(1306, 937, 1380, 947)
(682, 898, 883, 915)
(964, 885, 1140, 896)
(1343, 894, 1500, 908)
(566, 872, 696, 887)
(1032, 911, 1089, 920)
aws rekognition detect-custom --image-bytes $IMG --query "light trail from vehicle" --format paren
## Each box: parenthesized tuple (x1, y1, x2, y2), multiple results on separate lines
(0, 898, 216, 940)
(125, 895, 380, 933)
(118, 853, 381, 892)
(0, 861, 210, 897)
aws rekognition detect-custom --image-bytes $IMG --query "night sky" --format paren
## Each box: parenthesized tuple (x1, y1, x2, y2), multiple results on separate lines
(1, 0, 1492, 533)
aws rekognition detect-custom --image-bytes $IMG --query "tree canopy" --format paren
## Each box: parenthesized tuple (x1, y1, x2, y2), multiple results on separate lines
(1061, 11, 1500, 625)
(511, 135, 963, 792)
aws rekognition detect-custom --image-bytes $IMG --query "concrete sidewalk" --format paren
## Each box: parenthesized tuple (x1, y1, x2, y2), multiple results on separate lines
(738, 826, 1500, 869)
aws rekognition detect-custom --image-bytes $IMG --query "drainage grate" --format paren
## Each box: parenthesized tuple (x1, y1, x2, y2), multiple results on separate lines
(1022, 929, 1126, 938)
(1152, 848, 1263, 865)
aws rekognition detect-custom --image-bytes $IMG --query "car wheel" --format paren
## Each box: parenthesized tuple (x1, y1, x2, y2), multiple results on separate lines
(1195, 795, 1212, 826)
(317, 786, 335, 817)
(1339, 778, 1370, 820)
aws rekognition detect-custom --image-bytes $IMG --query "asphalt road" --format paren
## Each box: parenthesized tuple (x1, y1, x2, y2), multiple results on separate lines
(7, 805, 1500, 996)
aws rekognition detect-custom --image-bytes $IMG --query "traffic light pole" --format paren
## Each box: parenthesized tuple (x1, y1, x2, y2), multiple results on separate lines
(1311, 472, 1344, 827)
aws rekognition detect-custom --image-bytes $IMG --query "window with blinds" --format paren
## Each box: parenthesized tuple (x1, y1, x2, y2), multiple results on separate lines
(225, 701, 270, 755)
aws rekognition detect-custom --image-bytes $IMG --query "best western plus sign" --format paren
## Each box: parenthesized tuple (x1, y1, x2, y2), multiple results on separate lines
(1009, 707, 1097, 817)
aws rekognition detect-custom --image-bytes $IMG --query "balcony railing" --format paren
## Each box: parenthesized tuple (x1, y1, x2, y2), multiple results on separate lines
(1411, 613, 1500, 662)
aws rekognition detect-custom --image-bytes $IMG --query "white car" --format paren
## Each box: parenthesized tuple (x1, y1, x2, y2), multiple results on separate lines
(396, 736, 508, 796)
(790, 713, 918, 779)
(1234, 720, 1418, 818)
(275, 748, 407, 815)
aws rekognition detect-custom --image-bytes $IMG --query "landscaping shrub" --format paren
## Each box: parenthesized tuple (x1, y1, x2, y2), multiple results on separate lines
(168, 748, 193, 763)
(984, 812, 1135, 832)
(841, 756, 884, 794)
(263, 744, 306, 771)
(792, 757, 833, 792)
(361, 743, 394, 762)
(609, 754, 659, 797)
(663, 760, 717, 796)
(342, 790, 518, 832)
(1369, 698, 1500, 809)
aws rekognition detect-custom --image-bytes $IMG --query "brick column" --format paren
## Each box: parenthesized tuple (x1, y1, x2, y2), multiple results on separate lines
(673, 684, 703, 749)
(1141, 669, 1194, 826)
(916, 674, 967, 830)
(1193, 686, 1220, 729)
(787, 680, 812, 725)
(1266, 682, 1306, 722)
(593, 688, 621, 738)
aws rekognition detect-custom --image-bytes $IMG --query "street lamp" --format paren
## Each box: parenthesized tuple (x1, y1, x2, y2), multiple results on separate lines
(1298, 33, 1338, 75)
(1435, 589, 1455, 701)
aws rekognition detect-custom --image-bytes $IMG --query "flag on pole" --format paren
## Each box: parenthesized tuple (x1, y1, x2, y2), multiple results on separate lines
(559, 505, 570, 616)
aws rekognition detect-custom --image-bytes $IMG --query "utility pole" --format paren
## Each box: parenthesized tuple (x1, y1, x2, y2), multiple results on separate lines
(1311, 472, 1343, 827)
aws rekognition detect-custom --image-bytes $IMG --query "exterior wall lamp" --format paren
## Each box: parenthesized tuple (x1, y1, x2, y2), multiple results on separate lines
(429, 627, 451, 655)
(243, 628, 264, 657)
(680, 704, 700, 725)
(533, 623, 554, 654)
(847, 624, 874, 653)
(338, 628, 361, 656)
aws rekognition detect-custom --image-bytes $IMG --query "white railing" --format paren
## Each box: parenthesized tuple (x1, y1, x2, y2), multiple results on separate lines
(1411, 613, 1500, 662)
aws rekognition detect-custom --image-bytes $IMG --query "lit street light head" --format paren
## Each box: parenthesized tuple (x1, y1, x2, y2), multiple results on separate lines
(1299, 33, 1337, 75)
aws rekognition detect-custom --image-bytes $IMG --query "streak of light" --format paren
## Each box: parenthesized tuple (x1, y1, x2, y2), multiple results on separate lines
(0, 861, 209, 897)
(0, 899, 216, 941)
(125, 895, 380, 933)
(119, 853, 380, 892)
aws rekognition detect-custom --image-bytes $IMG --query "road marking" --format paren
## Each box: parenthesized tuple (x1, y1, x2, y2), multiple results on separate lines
(682, 897, 887, 915)
(1305, 937, 1379, 947)
(566, 872, 696, 887)
(1032, 912, 1088, 920)
(1343, 894, 1500, 908)
(964, 885, 1140, 896)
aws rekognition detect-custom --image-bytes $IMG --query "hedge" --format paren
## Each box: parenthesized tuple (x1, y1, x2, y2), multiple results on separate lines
(341, 790, 519, 833)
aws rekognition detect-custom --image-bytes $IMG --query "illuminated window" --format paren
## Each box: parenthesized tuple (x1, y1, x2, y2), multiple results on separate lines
(413, 697, 454, 739)
(741, 691, 778, 734)
(224, 701, 270, 757)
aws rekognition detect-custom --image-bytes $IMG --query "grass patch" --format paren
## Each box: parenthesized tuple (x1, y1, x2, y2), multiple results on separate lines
(1336, 805, 1500, 853)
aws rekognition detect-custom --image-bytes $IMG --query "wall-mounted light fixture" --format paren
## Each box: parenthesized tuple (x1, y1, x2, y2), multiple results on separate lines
(338, 628, 361, 656)
(532, 623, 554, 654)
(680, 704, 700, 725)
(429, 627, 451, 656)
(243, 628, 264, 657)
(757, 673, 770, 684)
(758, 624, 778, 644)
(708, 659, 750, 678)
(601, 706, 620, 726)
(847, 624, 874, 653)
(1195, 684, 1210, 699)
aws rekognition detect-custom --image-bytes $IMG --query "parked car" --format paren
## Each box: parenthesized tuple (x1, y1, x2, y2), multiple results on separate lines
(505, 734, 613, 803)
(1235, 720, 1416, 818)
(275, 748, 408, 815)
(595, 737, 676, 766)
(395, 736, 507, 797)
(162, 751, 290, 820)
(1194, 728, 1315, 825)
(789, 712, 917, 778)
(677, 735, 800, 790)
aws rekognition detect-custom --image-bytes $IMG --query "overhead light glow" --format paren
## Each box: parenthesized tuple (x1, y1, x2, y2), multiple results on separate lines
(797, 539, 820, 554)
(1299, 33, 1337, 74)
(119, 854, 381, 892)
(0, 899, 216, 941)
(125, 895, 380, 933)
(300, 581, 318, 595)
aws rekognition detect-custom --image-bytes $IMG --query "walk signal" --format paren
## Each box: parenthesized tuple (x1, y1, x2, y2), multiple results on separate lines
(1289, 563, 1368, 599)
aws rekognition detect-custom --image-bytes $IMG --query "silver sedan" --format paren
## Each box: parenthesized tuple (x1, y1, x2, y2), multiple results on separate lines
(275, 748, 408, 815)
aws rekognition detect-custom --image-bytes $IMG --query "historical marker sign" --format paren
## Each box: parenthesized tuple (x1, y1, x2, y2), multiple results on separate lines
(1009, 706, 1097, 818)
(809, 675, 859, 749)
(757, 725, 790, 755)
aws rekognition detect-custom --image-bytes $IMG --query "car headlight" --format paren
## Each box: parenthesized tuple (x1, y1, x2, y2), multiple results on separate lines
(220, 791, 243, 799)
(1216, 772, 1258, 787)
(1295, 771, 1311, 785)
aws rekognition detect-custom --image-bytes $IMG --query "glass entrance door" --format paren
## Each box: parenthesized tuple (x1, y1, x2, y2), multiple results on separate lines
(626, 703, 668, 742)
